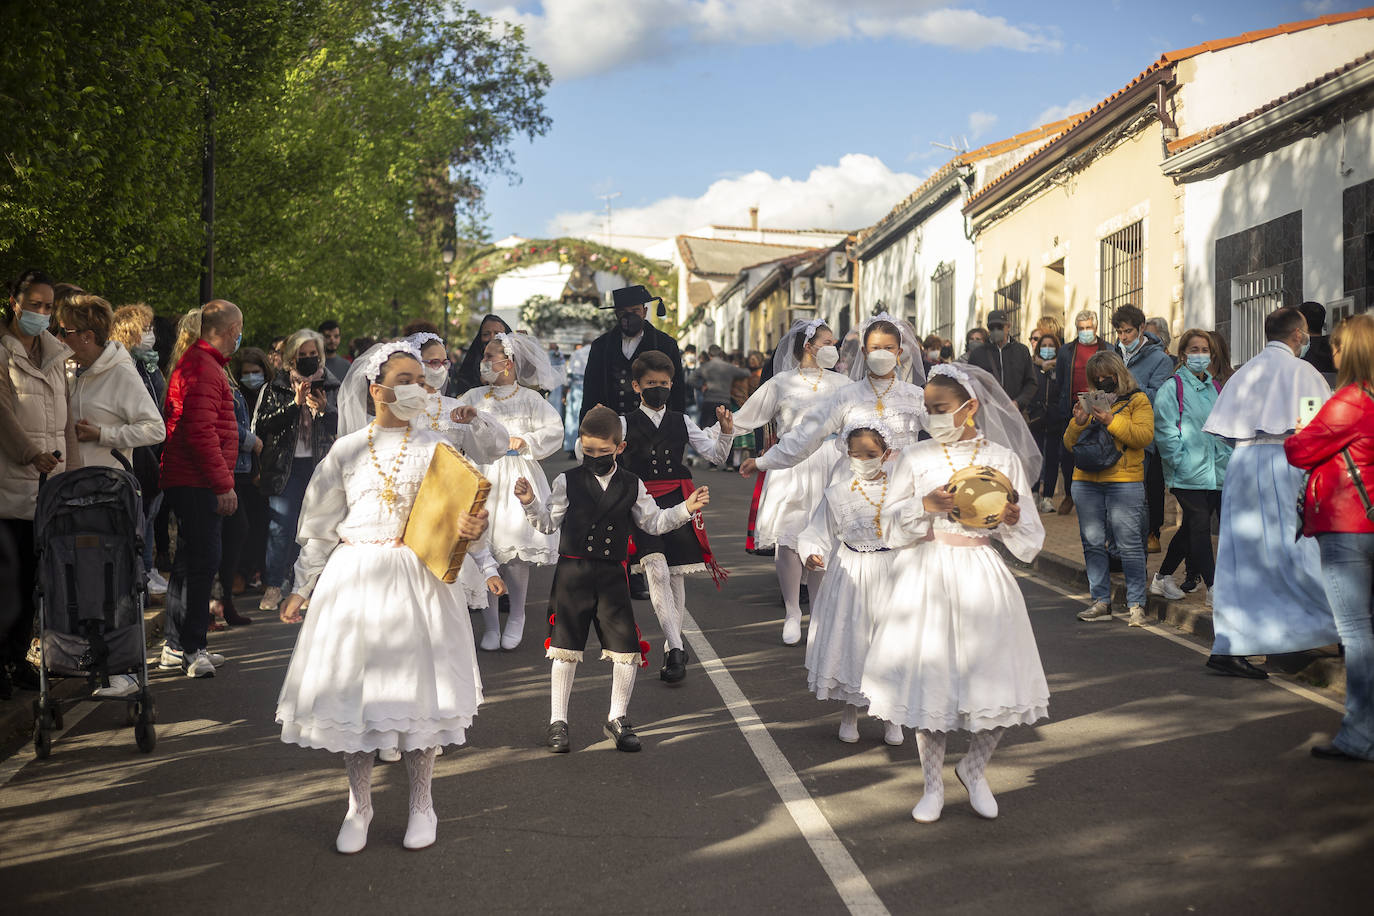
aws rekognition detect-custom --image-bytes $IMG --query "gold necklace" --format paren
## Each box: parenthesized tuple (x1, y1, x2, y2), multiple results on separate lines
(798, 367, 822, 392)
(867, 374, 896, 415)
(850, 471, 888, 536)
(420, 396, 443, 430)
(367, 422, 412, 512)
(941, 435, 982, 473)
(484, 383, 519, 401)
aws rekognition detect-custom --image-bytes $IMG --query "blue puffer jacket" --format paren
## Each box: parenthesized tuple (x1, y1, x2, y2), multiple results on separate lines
(1120, 331, 1175, 402)
(231, 387, 255, 475)
(1152, 367, 1232, 490)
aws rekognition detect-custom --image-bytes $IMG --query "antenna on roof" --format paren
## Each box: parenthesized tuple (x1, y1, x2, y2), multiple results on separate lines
(930, 138, 969, 154)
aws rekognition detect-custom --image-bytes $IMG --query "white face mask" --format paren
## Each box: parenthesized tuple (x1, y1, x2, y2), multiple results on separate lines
(479, 360, 500, 384)
(139, 329, 156, 351)
(814, 344, 839, 370)
(380, 383, 428, 421)
(423, 365, 448, 389)
(926, 400, 971, 444)
(849, 455, 885, 480)
(865, 349, 898, 377)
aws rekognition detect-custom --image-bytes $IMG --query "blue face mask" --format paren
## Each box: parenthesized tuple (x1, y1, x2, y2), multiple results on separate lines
(1185, 354, 1210, 374)
(1077, 329, 1094, 346)
(1121, 334, 1142, 354)
(1039, 346, 1057, 361)
(240, 372, 265, 390)
(16, 308, 50, 336)
(1299, 335, 1311, 359)
(233, 332, 242, 354)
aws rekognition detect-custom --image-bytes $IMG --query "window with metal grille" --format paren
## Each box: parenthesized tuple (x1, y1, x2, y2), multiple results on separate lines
(993, 278, 1022, 335)
(1230, 268, 1284, 364)
(932, 262, 955, 339)
(1099, 220, 1143, 329)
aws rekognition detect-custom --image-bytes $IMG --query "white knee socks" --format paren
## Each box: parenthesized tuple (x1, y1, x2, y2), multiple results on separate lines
(641, 554, 683, 651)
(500, 563, 531, 649)
(838, 703, 861, 743)
(550, 659, 577, 723)
(401, 747, 438, 849)
(609, 662, 636, 721)
(337, 751, 374, 853)
(776, 547, 804, 618)
(913, 730, 947, 823)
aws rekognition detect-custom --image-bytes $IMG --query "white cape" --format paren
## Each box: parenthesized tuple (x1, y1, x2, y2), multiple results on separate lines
(1202, 341, 1330, 440)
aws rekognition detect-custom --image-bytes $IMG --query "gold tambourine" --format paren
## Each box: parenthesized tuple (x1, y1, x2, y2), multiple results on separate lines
(403, 442, 491, 582)
(945, 465, 1016, 529)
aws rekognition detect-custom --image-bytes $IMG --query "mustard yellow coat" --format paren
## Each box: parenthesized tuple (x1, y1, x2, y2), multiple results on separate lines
(1062, 390, 1155, 483)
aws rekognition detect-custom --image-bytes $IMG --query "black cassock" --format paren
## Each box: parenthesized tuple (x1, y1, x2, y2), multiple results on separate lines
(579, 324, 685, 420)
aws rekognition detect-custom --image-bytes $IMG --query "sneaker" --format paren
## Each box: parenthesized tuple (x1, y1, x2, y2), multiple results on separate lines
(203, 649, 226, 666)
(1037, 497, 1056, 513)
(147, 570, 168, 596)
(258, 585, 282, 611)
(1149, 573, 1184, 600)
(1127, 605, 1148, 627)
(158, 645, 184, 669)
(1179, 573, 1201, 594)
(1077, 601, 1113, 622)
(1147, 534, 1161, 554)
(185, 649, 216, 678)
(93, 673, 140, 698)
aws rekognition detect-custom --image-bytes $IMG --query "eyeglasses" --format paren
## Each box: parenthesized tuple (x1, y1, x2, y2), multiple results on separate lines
(56, 327, 79, 338)
(422, 358, 450, 369)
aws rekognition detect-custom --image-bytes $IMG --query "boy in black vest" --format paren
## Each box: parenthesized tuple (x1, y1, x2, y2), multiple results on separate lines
(515, 405, 710, 754)
(619, 350, 733, 684)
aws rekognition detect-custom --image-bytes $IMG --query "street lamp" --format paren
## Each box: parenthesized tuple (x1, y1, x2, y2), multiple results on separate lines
(441, 242, 457, 339)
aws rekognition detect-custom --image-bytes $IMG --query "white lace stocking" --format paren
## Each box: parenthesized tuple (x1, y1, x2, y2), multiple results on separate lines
(550, 659, 576, 723)
(402, 747, 436, 815)
(963, 727, 1003, 780)
(916, 730, 947, 801)
(344, 751, 374, 817)
(641, 554, 682, 651)
(501, 562, 531, 635)
(776, 547, 804, 620)
(609, 661, 636, 721)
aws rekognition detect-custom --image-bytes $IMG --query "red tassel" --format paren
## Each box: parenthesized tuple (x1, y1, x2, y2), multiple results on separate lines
(543, 637, 552, 650)
(548, 613, 556, 627)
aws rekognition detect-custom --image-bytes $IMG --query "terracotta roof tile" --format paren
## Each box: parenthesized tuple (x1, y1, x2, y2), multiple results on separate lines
(965, 6, 1374, 212)
(675, 236, 819, 278)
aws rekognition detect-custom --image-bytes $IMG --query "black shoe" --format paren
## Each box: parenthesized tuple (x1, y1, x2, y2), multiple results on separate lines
(1179, 573, 1201, 594)
(660, 648, 688, 684)
(603, 716, 641, 752)
(799, 583, 810, 606)
(629, 571, 650, 601)
(546, 720, 571, 753)
(222, 608, 254, 626)
(1311, 743, 1368, 762)
(1206, 654, 1269, 679)
(753, 545, 775, 557)
(499, 593, 511, 615)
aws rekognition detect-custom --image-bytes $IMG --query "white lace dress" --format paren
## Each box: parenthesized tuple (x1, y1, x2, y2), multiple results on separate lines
(796, 462, 914, 705)
(861, 438, 1050, 733)
(275, 424, 484, 753)
(456, 384, 563, 566)
(730, 368, 850, 550)
(411, 392, 510, 465)
(756, 376, 927, 473)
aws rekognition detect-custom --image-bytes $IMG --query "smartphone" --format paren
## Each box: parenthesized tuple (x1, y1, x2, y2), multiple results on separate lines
(1298, 396, 1321, 426)
(310, 379, 326, 394)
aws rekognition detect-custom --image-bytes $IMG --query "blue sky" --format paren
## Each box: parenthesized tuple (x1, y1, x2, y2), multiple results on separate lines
(473, 0, 1362, 245)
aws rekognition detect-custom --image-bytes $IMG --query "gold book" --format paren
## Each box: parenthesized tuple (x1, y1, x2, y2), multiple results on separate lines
(403, 442, 491, 582)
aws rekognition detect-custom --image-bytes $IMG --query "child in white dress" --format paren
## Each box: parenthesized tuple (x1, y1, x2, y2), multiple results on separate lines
(456, 331, 564, 650)
(406, 331, 509, 464)
(275, 342, 488, 853)
(799, 418, 914, 747)
(862, 363, 1049, 824)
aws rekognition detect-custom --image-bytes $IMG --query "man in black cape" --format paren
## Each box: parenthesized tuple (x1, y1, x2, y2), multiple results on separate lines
(580, 285, 685, 419)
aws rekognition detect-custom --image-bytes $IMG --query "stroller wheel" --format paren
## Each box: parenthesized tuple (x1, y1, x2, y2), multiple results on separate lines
(33, 721, 51, 759)
(134, 718, 156, 754)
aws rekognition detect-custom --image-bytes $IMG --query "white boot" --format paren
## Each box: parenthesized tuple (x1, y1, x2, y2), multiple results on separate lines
(837, 703, 860, 743)
(336, 752, 374, 854)
(402, 748, 438, 850)
(912, 731, 946, 824)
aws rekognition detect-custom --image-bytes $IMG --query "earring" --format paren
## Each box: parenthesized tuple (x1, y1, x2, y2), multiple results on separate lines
(965, 415, 976, 427)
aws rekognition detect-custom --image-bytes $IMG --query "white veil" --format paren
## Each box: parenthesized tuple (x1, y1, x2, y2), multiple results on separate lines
(772, 317, 829, 374)
(840, 312, 926, 385)
(338, 340, 425, 436)
(494, 331, 560, 390)
(927, 362, 1042, 482)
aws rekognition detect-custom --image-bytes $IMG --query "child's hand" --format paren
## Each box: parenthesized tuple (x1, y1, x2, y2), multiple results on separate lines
(509, 436, 527, 453)
(450, 405, 477, 425)
(804, 554, 825, 571)
(457, 509, 488, 540)
(716, 405, 734, 435)
(685, 487, 710, 512)
(1000, 497, 1021, 527)
(514, 477, 534, 505)
(739, 457, 758, 476)
(486, 576, 507, 596)
(923, 486, 956, 514)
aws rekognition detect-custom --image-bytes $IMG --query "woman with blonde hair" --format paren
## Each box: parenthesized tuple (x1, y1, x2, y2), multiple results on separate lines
(1286, 313, 1374, 761)
(1063, 350, 1154, 625)
(111, 302, 170, 594)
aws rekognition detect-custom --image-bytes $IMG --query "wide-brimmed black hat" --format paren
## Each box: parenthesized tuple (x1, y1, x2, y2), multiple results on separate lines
(603, 284, 666, 317)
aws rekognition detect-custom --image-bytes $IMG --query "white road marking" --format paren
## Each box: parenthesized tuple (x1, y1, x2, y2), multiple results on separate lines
(681, 609, 891, 916)
(0, 700, 99, 789)
(1019, 570, 1347, 714)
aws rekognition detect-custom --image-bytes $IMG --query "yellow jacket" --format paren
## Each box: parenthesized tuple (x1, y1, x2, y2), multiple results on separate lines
(1062, 390, 1155, 483)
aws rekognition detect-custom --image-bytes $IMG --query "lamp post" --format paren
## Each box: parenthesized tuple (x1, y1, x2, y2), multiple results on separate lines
(441, 242, 457, 339)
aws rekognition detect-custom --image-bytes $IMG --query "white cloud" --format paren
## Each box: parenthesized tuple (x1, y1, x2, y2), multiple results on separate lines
(967, 110, 998, 138)
(1302, 0, 1335, 14)
(1190, 13, 1205, 25)
(1031, 94, 1099, 127)
(476, 1, 1060, 79)
(547, 153, 921, 238)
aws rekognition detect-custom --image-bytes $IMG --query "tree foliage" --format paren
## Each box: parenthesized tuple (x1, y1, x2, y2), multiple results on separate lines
(0, 0, 551, 341)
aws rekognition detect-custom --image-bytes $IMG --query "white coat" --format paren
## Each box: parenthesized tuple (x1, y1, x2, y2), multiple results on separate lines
(69, 341, 166, 470)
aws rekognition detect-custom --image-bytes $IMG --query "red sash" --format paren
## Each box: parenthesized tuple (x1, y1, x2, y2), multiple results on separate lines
(745, 470, 766, 552)
(629, 478, 728, 588)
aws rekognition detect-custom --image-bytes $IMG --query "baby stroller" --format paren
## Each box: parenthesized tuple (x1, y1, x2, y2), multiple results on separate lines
(30, 451, 156, 758)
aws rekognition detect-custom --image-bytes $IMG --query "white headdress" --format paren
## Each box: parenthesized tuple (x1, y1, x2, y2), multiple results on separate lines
(772, 317, 831, 374)
(405, 331, 443, 353)
(839, 312, 926, 385)
(839, 415, 897, 448)
(927, 362, 1042, 482)
(338, 340, 424, 436)
(493, 331, 560, 390)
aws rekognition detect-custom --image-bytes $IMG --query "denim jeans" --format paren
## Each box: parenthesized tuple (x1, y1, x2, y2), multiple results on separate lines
(1315, 532, 1374, 760)
(266, 458, 314, 590)
(164, 487, 222, 655)
(1075, 480, 1148, 607)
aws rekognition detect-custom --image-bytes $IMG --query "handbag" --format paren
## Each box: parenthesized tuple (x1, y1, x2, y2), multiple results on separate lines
(1071, 401, 1125, 472)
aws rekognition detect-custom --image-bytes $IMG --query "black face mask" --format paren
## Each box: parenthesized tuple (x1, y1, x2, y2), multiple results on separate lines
(295, 356, 320, 376)
(1094, 377, 1119, 393)
(582, 452, 616, 476)
(640, 385, 671, 409)
(618, 312, 645, 337)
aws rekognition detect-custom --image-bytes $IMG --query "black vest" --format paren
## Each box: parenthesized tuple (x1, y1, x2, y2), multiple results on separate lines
(558, 465, 641, 561)
(606, 346, 641, 416)
(622, 410, 691, 481)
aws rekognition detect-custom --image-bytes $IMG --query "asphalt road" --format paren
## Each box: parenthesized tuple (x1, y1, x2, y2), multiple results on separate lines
(1, 455, 1371, 914)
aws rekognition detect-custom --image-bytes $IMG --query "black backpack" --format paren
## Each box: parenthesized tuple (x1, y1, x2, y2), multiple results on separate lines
(1072, 399, 1129, 472)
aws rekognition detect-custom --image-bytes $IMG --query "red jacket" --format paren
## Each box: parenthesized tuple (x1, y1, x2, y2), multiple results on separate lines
(159, 340, 237, 494)
(1285, 384, 1374, 535)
